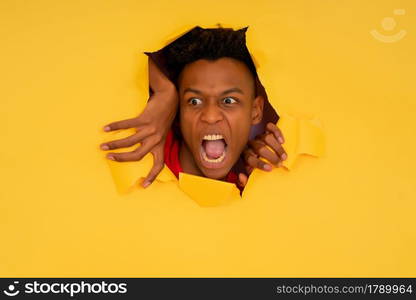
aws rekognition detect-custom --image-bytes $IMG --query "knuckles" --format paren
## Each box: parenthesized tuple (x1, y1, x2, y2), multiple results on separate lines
(258, 147, 279, 164)
(263, 133, 276, 145)
(153, 133, 163, 144)
(148, 126, 157, 135)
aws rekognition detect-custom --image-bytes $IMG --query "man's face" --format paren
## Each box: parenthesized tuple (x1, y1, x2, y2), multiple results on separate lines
(178, 57, 263, 179)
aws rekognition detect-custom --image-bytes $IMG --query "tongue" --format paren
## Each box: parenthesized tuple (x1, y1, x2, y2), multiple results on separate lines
(203, 140, 225, 159)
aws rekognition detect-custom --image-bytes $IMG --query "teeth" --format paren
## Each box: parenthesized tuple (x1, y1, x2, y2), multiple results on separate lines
(202, 151, 226, 163)
(203, 134, 224, 141)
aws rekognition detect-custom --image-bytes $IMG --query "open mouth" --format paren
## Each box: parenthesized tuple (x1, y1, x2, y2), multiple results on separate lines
(200, 134, 228, 166)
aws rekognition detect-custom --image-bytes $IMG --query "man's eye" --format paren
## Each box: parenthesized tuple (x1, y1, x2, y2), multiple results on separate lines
(222, 97, 237, 104)
(189, 98, 202, 106)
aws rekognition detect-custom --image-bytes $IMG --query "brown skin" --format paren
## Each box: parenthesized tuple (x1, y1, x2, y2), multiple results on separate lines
(100, 57, 178, 187)
(101, 57, 287, 187)
(177, 57, 264, 180)
(239, 122, 287, 187)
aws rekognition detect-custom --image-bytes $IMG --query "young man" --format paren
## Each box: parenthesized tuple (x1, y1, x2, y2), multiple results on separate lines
(101, 27, 287, 188)
(165, 55, 263, 185)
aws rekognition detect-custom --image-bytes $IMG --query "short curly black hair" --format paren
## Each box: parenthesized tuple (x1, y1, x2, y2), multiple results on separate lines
(145, 25, 279, 143)
(146, 26, 258, 96)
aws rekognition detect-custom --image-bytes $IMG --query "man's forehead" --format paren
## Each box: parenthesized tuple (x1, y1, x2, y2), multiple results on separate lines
(178, 58, 255, 94)
(183, 87, 245, 96)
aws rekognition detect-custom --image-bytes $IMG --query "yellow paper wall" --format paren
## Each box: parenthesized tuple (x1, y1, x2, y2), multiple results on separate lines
(1, 0, 415, 276)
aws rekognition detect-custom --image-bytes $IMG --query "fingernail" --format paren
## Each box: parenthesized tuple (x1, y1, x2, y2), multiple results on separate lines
(278, 137, 284, 144)
(264, 164, 272, 171)
(103, 126, 111, 132)
(281, 153, 287, 161)
(107, 154, 115, 161)
(100, 144, 109, 150)
(142, 181, 150, 188)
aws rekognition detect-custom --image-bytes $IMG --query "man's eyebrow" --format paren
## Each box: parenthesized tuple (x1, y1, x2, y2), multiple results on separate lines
(183, 88, 203, 95)
(220, 87, 244, 95)
(183, 87, 244, 95)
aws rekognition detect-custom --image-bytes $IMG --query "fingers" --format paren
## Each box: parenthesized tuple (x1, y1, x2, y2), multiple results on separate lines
(249, 123, 288, 165)
(142, 147, 164, 188)
(244, 148, 273, 172)
(106, 141, 154, 162)
(103, 117, 141, 132)
(262, 132, 287, 161)
(101, 133, 140, 150)
(249, 139, 281, 165)
(237, 173, 248, 189)
(100, 128, 153, 150)
(266, 122, 284, 144)
(245, 164, 254, 175)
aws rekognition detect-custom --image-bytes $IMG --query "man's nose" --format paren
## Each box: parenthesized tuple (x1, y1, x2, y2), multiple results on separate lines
(200, 103, 223, 124)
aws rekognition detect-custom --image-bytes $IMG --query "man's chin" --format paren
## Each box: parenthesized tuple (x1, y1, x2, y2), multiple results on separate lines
(200, 166, 231, 180)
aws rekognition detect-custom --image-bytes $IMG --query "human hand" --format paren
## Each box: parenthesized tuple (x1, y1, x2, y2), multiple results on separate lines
(237, 122, 287, 188)
(100, 87, 178, 188)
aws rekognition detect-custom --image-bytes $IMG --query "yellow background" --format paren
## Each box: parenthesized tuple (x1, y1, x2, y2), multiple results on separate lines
(1, 0, 415, 276)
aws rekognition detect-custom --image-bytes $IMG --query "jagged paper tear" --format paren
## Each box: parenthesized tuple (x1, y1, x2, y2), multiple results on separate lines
(103, 114, 324, 205)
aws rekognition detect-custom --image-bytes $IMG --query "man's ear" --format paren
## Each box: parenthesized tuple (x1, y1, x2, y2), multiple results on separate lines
(251, 95, 264, 125)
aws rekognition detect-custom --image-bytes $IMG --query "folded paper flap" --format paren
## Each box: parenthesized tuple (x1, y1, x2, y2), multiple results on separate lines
(103, 128, 241, 206)
(107, 155, 176, 194)
(179, 172, 241, 207)
(298, 119, 325, 157)
(276, 114, 298, 169)
(103, 129, 176, 194)
(278, 114, 325, 170)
